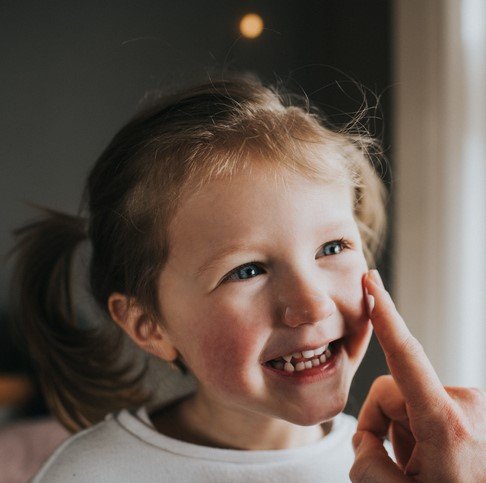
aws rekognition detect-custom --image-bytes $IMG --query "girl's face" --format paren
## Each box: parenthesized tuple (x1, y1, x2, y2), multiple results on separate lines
(158, 165, 371, 426)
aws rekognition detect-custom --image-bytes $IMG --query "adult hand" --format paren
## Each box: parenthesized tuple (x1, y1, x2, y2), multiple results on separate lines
(350, 269, 486, 482)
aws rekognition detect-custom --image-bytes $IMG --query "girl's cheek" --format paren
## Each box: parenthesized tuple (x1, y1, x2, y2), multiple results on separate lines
(338, 266, 372, 358)
(334, 261, 368, 320)
(186, 311, 255, 383)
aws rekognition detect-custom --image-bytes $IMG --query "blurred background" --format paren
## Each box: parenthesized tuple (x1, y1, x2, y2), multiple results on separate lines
(0, 0, 485, 480)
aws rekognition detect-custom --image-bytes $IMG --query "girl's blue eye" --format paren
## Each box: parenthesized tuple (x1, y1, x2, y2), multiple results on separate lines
(224, 263, 264, 282)
(322, 239, 346, 256)
(222, 238, 350, 283)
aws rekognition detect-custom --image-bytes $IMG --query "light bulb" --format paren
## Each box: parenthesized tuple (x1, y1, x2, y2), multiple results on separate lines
(239, 13, 264, 39)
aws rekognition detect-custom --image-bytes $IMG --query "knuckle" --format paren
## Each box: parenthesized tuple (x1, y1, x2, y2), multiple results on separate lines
(349, 459, 375, 483)
(436, 402, 472, 441)
(465, 387, 486, 405)
(444, 387, 486, 425)
(447, 386, 486, 407)
(365, 375, 396, 407)
(370, 374, 393, 392)
(446, 387, 486, 438)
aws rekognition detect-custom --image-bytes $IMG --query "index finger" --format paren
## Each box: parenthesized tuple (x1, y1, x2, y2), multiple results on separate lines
(364, 270, 448, 410)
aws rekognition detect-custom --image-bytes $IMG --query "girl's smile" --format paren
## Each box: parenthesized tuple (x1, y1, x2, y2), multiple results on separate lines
(155, 162, 371, 449)
(262, 337, 344, 384)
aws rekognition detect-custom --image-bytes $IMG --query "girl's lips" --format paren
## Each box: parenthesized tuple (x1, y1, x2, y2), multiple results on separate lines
(263, 336, 343, 364)
(263, 339, 344, 384)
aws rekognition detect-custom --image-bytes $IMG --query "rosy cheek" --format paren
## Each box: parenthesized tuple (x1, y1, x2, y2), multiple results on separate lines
(335, 263, 368, 320)
(188, 312, 256, 389)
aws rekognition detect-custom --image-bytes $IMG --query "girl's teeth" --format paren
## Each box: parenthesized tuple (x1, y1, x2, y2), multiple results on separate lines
(275, 342, 336, 371)
(281, 344, 330, 362)
(284, 362, 294, 372)
(275, 344, 337, 372)
(314, 346, 326, 356)
(295, 362, 306, 371)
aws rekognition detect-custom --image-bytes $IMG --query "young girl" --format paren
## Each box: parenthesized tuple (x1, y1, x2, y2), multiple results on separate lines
(12, 73, 388, 481)
(10, 73, 384, 481)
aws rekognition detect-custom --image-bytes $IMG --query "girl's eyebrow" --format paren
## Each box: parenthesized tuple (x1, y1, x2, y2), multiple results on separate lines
(196, 242, 260, 277)
(195, 219, 356, 277)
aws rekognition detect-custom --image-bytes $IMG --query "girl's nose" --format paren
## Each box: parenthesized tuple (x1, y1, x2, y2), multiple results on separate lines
(280, 278, 336, 328)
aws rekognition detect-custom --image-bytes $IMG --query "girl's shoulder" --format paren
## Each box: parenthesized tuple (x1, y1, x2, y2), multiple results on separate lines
(31, 410, 137, 482)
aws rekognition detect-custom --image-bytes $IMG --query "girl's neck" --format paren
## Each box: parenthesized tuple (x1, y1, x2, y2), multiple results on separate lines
(150, 391, 331, 451)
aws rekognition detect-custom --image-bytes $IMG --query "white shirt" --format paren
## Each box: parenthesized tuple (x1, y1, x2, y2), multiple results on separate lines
(33, 407, 362, 482)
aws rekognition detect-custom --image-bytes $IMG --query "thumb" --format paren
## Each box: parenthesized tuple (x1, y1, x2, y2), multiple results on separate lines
(350, 431, 409, 482)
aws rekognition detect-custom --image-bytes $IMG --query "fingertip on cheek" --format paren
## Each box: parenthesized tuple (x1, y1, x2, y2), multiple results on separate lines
(369, 269, 384, 288)
(361, 270, 373, 296)
(361, 275, 375, 319)
(361, 270, 370, 288)
(365, 293, 375, 318)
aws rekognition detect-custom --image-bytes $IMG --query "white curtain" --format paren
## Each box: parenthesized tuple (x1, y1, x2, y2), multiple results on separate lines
(393, 0, 486, 387)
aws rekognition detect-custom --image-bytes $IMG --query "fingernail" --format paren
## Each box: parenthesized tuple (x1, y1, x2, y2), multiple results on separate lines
(370, 269, 384, 289)
(366, 292, 375, 318)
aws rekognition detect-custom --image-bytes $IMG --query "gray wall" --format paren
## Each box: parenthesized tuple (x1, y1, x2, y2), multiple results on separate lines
(1, 0, 392, 415)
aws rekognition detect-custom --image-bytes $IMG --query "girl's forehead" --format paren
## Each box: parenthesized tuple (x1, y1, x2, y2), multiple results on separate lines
(183, 163, 352, 204)
(180, 141, 354, 201)
(170, 169, 355, 239)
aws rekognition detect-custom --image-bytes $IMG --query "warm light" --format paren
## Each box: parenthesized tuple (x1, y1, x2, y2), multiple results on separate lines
(239, 13, 264, 39)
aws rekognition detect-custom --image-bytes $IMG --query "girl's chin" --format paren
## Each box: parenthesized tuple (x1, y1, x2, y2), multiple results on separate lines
(278, 391, 349, 427)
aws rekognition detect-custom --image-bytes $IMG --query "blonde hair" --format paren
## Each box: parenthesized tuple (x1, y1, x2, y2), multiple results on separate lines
(9, 72, 387, 431)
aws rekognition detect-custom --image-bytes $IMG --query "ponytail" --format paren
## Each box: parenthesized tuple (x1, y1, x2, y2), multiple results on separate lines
(9, 206, 150, 432)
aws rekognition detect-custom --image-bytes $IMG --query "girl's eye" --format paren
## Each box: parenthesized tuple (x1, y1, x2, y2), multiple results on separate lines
(223, 263, 264, 283)
(321, 238, 350, 256)
(221, 238, 351, 283)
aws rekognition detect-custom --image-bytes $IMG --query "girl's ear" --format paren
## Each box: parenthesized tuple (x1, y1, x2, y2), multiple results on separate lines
(108, 292, 178, 362)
